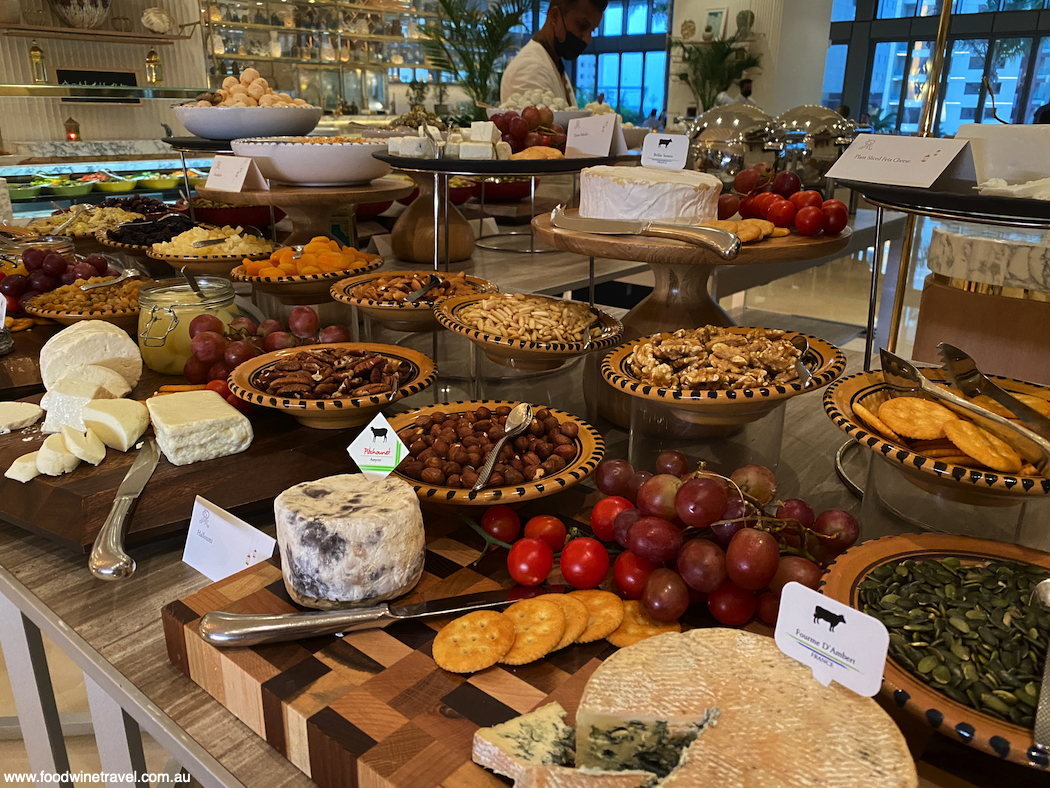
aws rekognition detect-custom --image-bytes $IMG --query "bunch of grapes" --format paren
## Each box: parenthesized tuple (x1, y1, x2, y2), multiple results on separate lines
(490, 106, 568, 154)
(592, 452, 860, 628)
(1, 248, 117, 314)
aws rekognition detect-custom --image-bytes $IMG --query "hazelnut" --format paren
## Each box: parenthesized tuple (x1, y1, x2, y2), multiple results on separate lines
(452, 449, 471, 465)
(417, 448, 437, 462)
(495, 406, 512, 417)
(446, 474, 462, 489)
(420, 467, 445, 485)
(409, 440, 427, 455)
(504, 468, 524, 485)
(442, 461, 462, 476)
(433, 439, 450, 456)
(431, 412, 446, 424)
(554, 444, 577, 460)
(559, 421, 579, 438)
(476, 406, 491, 419)
(553, 432, 573, 446)
(523, 465, 545, 481)
(424, 457, 444, 469)
(488, 472, 505, 487)
(535, 408, 551, 421)
(513, 435, 530, 452)
(399, 461, 425, 479)
(461, 471, 479, 488)
(415, 415, 432, 429)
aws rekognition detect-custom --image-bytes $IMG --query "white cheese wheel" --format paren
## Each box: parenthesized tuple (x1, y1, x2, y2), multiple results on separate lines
(81, 399, 150, 452)
(36, 433, 81, 477)
(61, 426, 107, 466)
(5, 451, 41, 483)
(69, 364, 133, 398)
(38, 321, 142, 391)
(275, 474, 425, 610)
(0, 402, 44, 434)
(578, 166, 721, 226)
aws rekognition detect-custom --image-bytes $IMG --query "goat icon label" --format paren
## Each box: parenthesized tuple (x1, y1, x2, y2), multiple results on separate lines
(813, 606, 846, 632)
(347, 414, 407, 481)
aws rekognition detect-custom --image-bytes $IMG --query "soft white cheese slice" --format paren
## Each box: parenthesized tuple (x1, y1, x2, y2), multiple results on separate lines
(37, 433, 81, 476)
(41, 379, 115, 433)
(65, 364, 132, 398)
(470, 121, 501, 144)
(0, 402, 44, 434)
(81, 399, 150, 452)
(461, 142, 494, 160)
(495, 141, 512, 160)
(61, 426, 107, 466)
(146, 390, 252, 466)
(5, 452, 41, 483)
(39, 321, 142, 390)
(445, 142, 461, 158)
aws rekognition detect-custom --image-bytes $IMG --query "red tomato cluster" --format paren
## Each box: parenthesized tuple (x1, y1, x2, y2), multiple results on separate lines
(723, 162, 849, 237)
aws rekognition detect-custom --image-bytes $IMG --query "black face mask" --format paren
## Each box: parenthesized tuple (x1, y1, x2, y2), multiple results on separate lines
(553, 15, 588, 60)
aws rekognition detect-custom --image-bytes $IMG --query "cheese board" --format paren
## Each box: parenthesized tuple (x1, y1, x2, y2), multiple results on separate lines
(0, 323, 59, 399)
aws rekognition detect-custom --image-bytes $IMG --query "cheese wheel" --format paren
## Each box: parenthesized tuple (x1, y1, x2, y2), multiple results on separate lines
(579, 166, 721, 226)
(39, 322, 142, 391)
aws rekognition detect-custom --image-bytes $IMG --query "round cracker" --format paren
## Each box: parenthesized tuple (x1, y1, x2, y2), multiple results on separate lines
(543, 594, 589, 651)
(699, 220, 738, 232)
(606, 600, 682, 648)
(568, 590, 625, 643)
(878, 397, 958, 440)
(432, 610, 516, 673)
(1015, 394, 1050, 419)
(944, 420, 1023, 473)
(852, 401, 902, 443)
(500, 599, 566, 666)
(740, 217, 774, 237)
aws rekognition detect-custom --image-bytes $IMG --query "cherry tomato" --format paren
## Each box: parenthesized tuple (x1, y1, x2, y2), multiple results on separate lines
(751, 192, 780, 219)
(822, 204, 849, 236)
(560, 537, 610, 589)
(822, 198, 848, 213)
(589, 496, 634, 542)
(788, 190, 823, 211)
(765, 199, 797, 229)
(482, 505, 521, 543)
(707, 579, 757, 626)
(794, 205, 826, 236)
(524, 515, 567, 552)
(5, 294, 19, 315)
(226, 393, 253, 415)
(206, 379, 232, 399)
(507, 537, 553, 586)
(737, 194, 756, 219)
(612, 550, 658, 599)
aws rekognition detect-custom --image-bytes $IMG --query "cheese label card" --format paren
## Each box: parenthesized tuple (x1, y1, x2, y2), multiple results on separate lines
(0, 290, 6, 327)
(641, 134, 689, 170)
(182, 496, 276, 582)
(205, 155, 269, 192)
(774, 582, 889, 697)
(827, 135, 976, 190)
(347, 412, 408, 481)
(566, 114, 628, 158)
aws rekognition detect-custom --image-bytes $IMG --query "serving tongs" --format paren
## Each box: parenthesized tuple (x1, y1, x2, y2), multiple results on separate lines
(193, 225, 263, 248)
(791, 335, 814, 388)
(880, 348, 1050, 475)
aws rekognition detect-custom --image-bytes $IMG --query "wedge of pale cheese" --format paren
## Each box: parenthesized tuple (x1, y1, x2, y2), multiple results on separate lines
(472, 703, 576, 783)
(518, 766, 656, 788)
(5, 452, 41, 483)
(61, 426, 107, 466)
(82, 399, 150, 452)
(0, 402, 44, 434)
(146, 390, 252, 466)
(68, 364, 133, 398)
(41, 379, 116, 433)
(36, 433, 81, 476)
(38, 321, 142, 390)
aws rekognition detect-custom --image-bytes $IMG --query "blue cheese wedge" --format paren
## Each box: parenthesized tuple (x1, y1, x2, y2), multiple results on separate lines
(146, 390, 252, 466)
(472, 702, 576, 782)
(274, 474, 424, 610)
(518, 766, 656, 788)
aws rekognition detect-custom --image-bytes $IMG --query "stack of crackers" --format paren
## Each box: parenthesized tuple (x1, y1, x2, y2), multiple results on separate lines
(853, 389, 1050, 477)
(699, 218, 789, 244)
(432, 592, 680, 674)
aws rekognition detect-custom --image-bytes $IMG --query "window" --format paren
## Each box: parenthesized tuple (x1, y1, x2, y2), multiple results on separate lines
(866, 41, 908, 132)
(822, 44, 849, 108)
(831, 0, 857, 21)
(603, 2, 624, 36)
(878, 0, 944, 15)
(626, 0, 648, 34)
(939, 40, 986, 135)
(1023, 37, 1050, 123)
(651, 1, 668, 33)
(982, 37, 1033, 122)
(643, 51, 666, 116)
(576, 54, 598, 105)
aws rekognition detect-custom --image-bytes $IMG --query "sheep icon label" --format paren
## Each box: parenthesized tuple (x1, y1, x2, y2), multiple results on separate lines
(774, 582, 889, 697)
(347, 413, 408, 481)
(641, 133, 689, 170)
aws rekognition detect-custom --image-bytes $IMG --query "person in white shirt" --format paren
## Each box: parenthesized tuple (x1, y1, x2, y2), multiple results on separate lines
(715, 78, 761, 110)
(500, 0, 607, 109)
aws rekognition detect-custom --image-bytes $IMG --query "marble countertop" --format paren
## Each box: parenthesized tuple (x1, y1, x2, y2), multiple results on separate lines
(927, 226, 1050, 292)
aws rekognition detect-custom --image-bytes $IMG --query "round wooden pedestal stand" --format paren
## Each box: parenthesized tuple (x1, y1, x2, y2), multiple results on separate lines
(389, 172, 476, 264)
(532, 210, 852, 424)
(196, 177, 413, 246)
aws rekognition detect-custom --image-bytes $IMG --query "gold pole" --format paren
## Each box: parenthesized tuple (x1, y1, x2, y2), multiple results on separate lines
(885, 2, 953, 353)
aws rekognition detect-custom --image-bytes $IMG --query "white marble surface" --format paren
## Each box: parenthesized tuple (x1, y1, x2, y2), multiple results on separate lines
(9, 139, 173, 158)
(927, 226, 1050, 292)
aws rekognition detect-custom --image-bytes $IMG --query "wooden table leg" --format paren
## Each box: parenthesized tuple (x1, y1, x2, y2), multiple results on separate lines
(621, 261, 734, 340)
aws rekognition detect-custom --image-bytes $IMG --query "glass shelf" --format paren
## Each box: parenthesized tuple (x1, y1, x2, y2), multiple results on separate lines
(210, 53, 429, 69)
(212, 22, 428, 43)
(214, 0, 439, 18)
(0, 84, 207, 99)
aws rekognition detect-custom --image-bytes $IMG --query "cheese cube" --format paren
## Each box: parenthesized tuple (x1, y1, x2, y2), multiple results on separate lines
(448, 132, 464, 144)
(82, 399, 150, 452)
(495, 141, 512, 160)
(387, 137, 403, 155)
(5, 452, 41, 483)
(419, 124, 442, 139)
(61, 426, 107, 466)
(37, 433, 81, 477)
(38, 321, 142, 390)
(70, 365, 132, 398)
(41, 380, 115, 433)
(460, 142, 494, 160)
(470, 121, 501, 144)
(400, 137, 435, 158)
(0, 402, 44, 434)
(445, 142, 461, 158)
(146, 390, 252, 467)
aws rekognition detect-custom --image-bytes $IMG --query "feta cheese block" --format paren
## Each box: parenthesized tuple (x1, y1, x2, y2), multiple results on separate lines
(40, 379, 115, 433)
(61, 426, 107, 466)
(275, 474, 425, 610)
(472, 703, 575, 782)
(470, 121, 501, 144)
(387, 137, 403, 155)
(445, 142, 461, 158)
(518, 766, 656, 788)
(81, 399, 150, 452)
(5, 452, 41, 483)
(38, 321, 142, 390)
(578, 166, 721, 226)
(67, 364, 132, 398)
(36, 433, 81, 477)
(401, 136, 435, 158)
(576, 629, 917, 787)
(146, 390, 252, 466)
(0, 402, 44, 434)
(460, 142, 494, 160)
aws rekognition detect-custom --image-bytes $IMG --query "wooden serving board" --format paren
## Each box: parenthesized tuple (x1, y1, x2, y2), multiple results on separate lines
(0, 323, 60, 399)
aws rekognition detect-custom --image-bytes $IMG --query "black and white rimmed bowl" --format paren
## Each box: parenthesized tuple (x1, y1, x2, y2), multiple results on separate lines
(230, 250, 383, 305)
(434, 293, 624, 371)
(230, 136, 390, 186)
(228, 342, 436, 429)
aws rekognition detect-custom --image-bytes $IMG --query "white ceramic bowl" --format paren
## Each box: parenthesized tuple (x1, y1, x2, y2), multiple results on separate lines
(486, 108, 591, 129)
(230, 137, 391, 186)
(174, 105, 323, 141)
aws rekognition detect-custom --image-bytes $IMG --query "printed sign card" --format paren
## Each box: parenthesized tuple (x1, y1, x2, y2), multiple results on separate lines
(774, 582, 889, 697)
(827, 135, 976, 190)
(347, 412, 409, 481)
(182, 496, 276, 582)
(641, 134, 689, 170)
(205, 155, 269, 192)
(566, 114, 629, 158)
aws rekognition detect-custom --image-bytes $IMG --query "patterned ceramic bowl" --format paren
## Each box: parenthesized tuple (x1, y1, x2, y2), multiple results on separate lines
(231, 250, 383, 306)
(146, 248, 272, 277)
(23, 302, 137, 333)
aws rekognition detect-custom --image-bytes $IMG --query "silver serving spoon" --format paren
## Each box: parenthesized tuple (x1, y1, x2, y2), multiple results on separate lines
(791, 335, 813, 388)
(181, 266, 203, 295)
(79, 267, 144, 291)
(405, 273, 442, 304)
(53, 204, 94, 234)
(472, 403, 534, 491)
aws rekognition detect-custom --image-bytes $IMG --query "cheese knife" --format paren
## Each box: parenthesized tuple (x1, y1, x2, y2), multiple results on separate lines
(549, 205, 741, 260)
(199, 585, 553, 647)
(89, 438, 160, 581)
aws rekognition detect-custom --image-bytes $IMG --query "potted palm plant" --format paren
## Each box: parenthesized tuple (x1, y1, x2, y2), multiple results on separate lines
(672, 34, 761, 113)
(420, 0, 529, 121)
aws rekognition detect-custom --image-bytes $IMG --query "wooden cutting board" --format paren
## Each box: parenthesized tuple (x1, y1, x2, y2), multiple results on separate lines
(0, 323, 59, 399)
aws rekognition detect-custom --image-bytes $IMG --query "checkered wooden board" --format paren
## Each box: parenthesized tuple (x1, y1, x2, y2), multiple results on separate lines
(162, 497, 618, 788)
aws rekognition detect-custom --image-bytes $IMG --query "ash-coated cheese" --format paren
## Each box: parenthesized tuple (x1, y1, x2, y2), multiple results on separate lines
(578, 166, 721, 225)
(146, 390, 252, 466)
(5, 452, 41, 483)
(0, 402, 43, 434)
(472, 703, 575, 782)
(39, 321, 142, 391)
(82, 399, 149, 452)
(41, 379, 115, 433)
(275, 474, 424, 610)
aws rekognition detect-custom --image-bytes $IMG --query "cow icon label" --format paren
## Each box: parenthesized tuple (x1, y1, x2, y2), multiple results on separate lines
(641, 133, 689, 170)
(774, 582, 889, 698)
(347, 413, 408, 481)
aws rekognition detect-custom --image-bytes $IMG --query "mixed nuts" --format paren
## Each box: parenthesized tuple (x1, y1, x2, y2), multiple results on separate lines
(253, 347, 411, 399)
